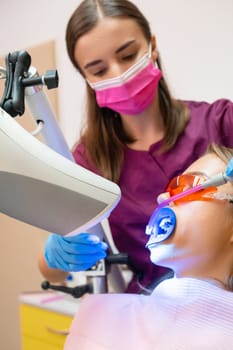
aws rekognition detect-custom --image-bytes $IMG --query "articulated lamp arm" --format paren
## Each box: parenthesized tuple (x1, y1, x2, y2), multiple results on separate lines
(0, 50, 125, 293)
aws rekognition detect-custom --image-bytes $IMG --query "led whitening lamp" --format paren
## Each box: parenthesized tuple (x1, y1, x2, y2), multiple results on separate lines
(0, 107, 121, 236)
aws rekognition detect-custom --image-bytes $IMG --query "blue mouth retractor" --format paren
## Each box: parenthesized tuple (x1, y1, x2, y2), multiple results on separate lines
(145, 206, 176, 243)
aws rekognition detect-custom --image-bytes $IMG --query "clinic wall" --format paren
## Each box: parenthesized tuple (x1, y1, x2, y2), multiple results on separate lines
(0, 1, 233, 350)
(1, 0, 233, 148)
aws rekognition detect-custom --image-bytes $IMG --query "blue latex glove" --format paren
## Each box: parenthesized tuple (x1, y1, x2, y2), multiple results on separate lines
(226, 157, 233, 177)
(44, 233, 108, 272)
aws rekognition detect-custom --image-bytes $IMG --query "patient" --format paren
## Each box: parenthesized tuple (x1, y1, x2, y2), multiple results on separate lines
(64, 144, 233, 350)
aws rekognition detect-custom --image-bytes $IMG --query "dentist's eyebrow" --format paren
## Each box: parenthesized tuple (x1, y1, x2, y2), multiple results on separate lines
(84, 59, 102, 70)
(115, 39, 136, 54)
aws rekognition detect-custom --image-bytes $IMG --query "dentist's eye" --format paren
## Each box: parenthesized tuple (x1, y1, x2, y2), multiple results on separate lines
(122, 53, 137, 61)
(93, 68, 106, 77)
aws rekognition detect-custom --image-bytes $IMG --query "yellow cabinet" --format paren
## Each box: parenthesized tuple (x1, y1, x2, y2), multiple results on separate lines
(19, 292, 80, 350)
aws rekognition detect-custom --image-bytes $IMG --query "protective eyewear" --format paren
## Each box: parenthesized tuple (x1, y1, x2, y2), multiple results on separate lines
(157, 174, 233, 208)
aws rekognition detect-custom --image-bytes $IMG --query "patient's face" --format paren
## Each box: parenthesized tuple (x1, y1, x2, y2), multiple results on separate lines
(148, 153, 233, 277)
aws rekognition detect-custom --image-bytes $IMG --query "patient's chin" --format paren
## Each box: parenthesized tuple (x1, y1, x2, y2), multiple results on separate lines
(149, 244, 175, 268)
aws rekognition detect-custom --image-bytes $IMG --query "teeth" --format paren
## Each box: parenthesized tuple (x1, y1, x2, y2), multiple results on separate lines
(158, 216, 173, 235)
(146, 206, 176, 243)
(159, 217, 172, 232)
(146, 216, 173, 237)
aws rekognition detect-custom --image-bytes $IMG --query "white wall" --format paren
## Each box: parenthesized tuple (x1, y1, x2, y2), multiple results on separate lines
(0, 1, 232, 349)
(141, 0, 233, 102)
(0, 0, 86, 148)
(1, 0, 232, 148)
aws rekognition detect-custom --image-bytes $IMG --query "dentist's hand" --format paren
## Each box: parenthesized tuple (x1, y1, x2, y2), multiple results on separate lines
(44, 233, 108, 272)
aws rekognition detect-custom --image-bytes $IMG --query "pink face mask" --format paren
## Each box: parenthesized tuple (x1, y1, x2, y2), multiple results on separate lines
(88, 45, 162, 115)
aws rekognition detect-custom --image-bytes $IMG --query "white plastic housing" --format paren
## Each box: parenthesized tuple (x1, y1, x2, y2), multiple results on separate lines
(0, 107, 121, 235)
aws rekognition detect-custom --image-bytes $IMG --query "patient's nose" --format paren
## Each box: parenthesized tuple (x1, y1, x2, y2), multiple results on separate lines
(157, 192, 170, 205)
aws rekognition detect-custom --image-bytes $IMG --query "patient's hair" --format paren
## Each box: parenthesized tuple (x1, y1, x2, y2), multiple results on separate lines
(207, 143, 233, 291)
(207, 143, 233, 165)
